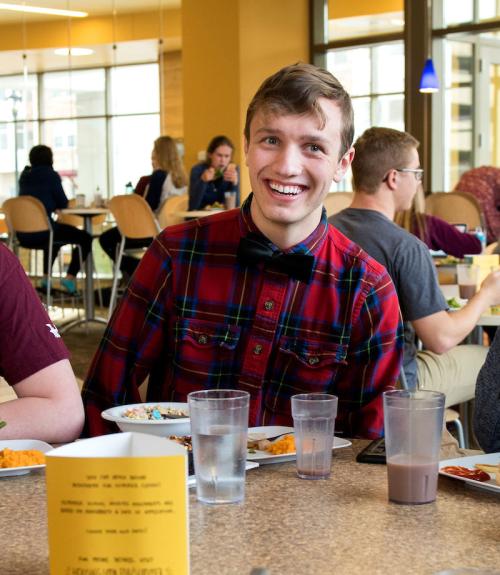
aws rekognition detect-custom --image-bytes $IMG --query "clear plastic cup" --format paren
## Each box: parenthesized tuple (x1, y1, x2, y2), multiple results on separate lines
(291, 393, 338, 480)
(188, 389, 249, 504)
(224, 191, 236, 210)
(456, 263, 479, 299)
(384, 390, 445, 504)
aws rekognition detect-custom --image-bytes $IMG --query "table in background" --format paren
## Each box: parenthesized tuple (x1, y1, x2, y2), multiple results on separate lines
(441, 284, 500, 327)
(174, 209, 224, 219)
(58, 207, 109, 332)
(1, 440, 498, 575)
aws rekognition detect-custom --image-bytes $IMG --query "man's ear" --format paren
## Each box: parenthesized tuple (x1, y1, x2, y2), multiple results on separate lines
(244, 136, 249, 166)
(385, 169, 398, 190)
(332, 146, 355, 183)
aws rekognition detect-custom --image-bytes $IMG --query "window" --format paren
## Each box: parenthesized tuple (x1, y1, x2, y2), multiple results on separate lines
(0, 63, 160, 204)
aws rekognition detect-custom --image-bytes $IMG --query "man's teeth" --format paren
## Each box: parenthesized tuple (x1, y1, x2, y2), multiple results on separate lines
(269, 182, 302, 195)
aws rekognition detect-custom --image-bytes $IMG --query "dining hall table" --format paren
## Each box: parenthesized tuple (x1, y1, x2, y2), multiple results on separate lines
(1, 439, 499, 575)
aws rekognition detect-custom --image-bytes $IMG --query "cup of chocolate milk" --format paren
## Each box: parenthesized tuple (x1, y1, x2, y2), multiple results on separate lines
(456, 263, 479, 299)
(383, 390, 445, 505)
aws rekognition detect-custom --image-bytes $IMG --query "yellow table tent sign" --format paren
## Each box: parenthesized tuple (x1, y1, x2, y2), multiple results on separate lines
(46, 432, 189, 575)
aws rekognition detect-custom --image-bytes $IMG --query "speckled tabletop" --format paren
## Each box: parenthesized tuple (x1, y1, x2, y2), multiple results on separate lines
(1, 440, 498, 575)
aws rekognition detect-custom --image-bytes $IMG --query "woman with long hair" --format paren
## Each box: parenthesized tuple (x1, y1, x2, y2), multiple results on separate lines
(395, 187, 481, 258)
(100, 136, 187, 279)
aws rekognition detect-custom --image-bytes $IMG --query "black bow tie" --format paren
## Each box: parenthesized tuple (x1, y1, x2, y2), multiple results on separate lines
(237, 233, 314, 283)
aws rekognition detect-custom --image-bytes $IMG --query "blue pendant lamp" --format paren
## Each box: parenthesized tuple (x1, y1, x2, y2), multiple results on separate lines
(419, 58, 439, 93)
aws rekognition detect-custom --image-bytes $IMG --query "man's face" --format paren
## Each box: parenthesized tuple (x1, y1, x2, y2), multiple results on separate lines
(394, 147, 422, 211)
(245, 98, 353, 245)
(209, 144, 233, 170)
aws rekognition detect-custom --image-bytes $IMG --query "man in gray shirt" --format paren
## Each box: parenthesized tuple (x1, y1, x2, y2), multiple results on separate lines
(331, 127, 500, 406)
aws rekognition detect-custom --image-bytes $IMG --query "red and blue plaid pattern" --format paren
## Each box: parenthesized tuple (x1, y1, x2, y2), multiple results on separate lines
(82, 197, 403, 438)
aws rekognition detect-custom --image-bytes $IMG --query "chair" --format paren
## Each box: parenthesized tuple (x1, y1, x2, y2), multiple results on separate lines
(3, 196, 84, 312)
(424, 191, 484, 231)
(107, 194, 161, 316)
(484, 241, 498, 255)
(157, 193, 189, 228)
(323, 191, 353, 217)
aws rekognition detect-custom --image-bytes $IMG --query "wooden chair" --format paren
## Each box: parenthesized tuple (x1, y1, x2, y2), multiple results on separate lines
(484, 241, 498, 255)
(323, 191, 353, 217)
(424, 191, 484, 231)
(2, 196, 84, 311)
(107, 194, 161, 316)
(157, 193, 189, 229)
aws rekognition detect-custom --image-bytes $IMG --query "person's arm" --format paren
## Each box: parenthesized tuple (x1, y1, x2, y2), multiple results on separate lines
(188, 164, 210, 210)
(474, 329, 500, 453)
(0, 360, 84, 443)
(335, 271, 403, 439)
(81, 236, 173, 436)
(144, 170, 166, 212)
(425, 214, 481, 258)
(53, 171, 69, 210)
(413, 269, 500, 352)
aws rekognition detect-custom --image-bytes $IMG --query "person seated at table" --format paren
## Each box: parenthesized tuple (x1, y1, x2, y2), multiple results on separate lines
(18, 144, 92, 295)
(188, 135, 240, 210)
(81, 63, 403, 439)
(473, 329, 500, 453)
(0, 243, 84, 442)
(395, 186, 482, 258)
(454, 166, 500, 245)
(99, 135, 187, 279)
(330, 127, 500, 405)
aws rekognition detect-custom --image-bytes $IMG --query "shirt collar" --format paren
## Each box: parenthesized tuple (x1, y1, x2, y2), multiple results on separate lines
(238, 193, 329, 256)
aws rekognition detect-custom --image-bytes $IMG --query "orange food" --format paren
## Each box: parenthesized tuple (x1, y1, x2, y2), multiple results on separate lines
(441, 465, 490, 482)
(266, 434, 295, 455)
(0, 448, 45, 468)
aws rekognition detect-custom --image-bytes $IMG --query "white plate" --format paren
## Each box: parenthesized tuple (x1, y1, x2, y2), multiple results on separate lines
(439, 452, 500, 494)
(101, 402, 190, 436)
(246, 426, 352, 464)
(187, 461, 259, 488)
(0, 439, 52, 477)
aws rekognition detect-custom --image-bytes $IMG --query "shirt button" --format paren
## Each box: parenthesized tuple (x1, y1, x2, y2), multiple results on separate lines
(264, 300, 274, 311)
(197, 334, 208, 345)
(253, 344, 263, 355)
(308, 356, 320, 366)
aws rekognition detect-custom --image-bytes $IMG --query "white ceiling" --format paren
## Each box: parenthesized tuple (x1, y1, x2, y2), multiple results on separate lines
(0, 0, 181, 23)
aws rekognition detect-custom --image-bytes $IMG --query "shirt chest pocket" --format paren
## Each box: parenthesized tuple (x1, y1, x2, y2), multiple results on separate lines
(172, 319, 241, 388)
(265, 337, 348, 415)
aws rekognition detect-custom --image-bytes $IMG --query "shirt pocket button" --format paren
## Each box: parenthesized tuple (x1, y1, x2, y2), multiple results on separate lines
(308, 356, 320, 366)
(197, 334, 209, 345)
(253, 344, 263, 355)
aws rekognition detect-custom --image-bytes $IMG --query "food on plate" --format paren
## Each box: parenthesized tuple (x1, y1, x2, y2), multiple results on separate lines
(441, 465, 491, 482)
(447, 297, 461, 309)
(122, 405, 188, 421)
(475, 462, 500, 485)
(168, 435, 192, 452)
(435, 255, 461, 266)
(247, 433, 271, 452)
(0, 420, 6, 429)
(266, 434, 295, 455)
(204, 201, 224, 210)
(490, 305, 500, 315)
(0, 448, 45, 468)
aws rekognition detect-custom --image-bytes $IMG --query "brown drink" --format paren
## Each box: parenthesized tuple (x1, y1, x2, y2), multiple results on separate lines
(387, 455, 438, 504)
(458, 283, 476, 299)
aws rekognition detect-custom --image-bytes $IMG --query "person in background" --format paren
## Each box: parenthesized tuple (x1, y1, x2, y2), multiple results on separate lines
(474, 329, 500, 453)
(18, 144, 92, 295)
(0, 243, 84, 442)
(188, 135, 240, 210)
(99, 135, 187, 279)
(330, 127, 500, 406)
(395, 186, 482, 258)
(454, 166, 500, 244)
(82, 63, 403, 439)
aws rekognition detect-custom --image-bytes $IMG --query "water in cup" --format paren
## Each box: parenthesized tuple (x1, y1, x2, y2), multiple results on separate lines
(294, 418, 334, 479)
(192, 424, 247, 504)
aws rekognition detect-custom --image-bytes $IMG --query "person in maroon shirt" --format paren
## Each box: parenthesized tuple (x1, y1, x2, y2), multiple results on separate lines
(82, 63, 403, 439)
(0, 244, 84, 442)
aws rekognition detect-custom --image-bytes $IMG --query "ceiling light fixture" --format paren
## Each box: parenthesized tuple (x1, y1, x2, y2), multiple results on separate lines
(0, 2, 87, 18)
(54, 47, 93, 56)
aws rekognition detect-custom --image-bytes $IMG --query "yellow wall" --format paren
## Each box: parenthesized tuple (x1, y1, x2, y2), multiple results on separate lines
(182, 0, 308, 199)
(328, 0, 402, 19)
(0, 9, 181, 51)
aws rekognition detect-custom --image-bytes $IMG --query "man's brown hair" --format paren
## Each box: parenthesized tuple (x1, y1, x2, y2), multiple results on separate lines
(352, 127, 420, 194)
(244, 62, 354, 158)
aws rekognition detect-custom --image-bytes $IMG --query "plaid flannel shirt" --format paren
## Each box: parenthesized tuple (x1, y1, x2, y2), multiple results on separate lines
(82, 196, 403, 438)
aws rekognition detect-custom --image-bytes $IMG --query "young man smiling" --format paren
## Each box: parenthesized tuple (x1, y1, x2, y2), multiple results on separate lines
(82, 63, 403, 439)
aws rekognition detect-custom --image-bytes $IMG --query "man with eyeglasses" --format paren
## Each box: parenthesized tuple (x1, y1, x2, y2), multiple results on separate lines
(330, 126, 500, 407)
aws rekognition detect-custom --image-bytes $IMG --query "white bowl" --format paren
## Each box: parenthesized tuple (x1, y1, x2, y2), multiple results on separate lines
(101, 402, 190, 437)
